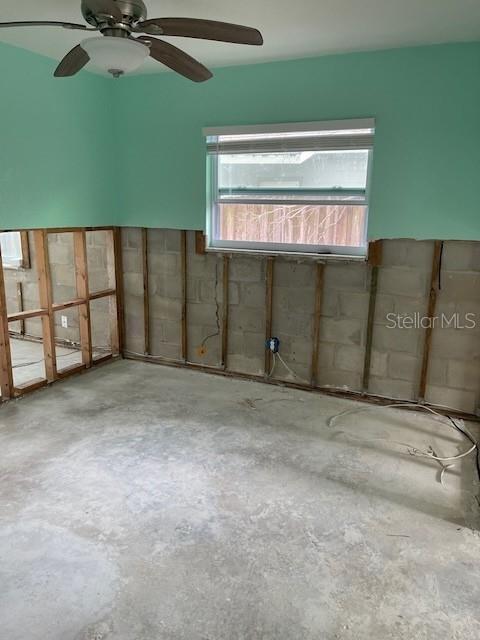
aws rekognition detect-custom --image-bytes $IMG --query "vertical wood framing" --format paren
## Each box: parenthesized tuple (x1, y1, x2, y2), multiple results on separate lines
(181, 230, 188, 362)
(310, 263, 325, 387)
(142, 228, 150, 355)
(0, 244, 14, 399)
(107, 228, 124, 356)
(20, 231, 31, 269)
(195, 231, 206, 255)
(362, 240, 383, 392)
(221, 255, 229, 369)
(16, 282, 25, 335)
(33, 229, 57, 382)
(73, 230, 92, 367)
(264, 257, 275, 376)
(418, 240, 443, 401)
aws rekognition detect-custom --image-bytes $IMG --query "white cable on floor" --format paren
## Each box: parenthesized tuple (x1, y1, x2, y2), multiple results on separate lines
(328, 402, 478, 467)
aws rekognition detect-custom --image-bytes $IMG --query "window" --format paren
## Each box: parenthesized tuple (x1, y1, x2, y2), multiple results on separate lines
(1, 231, 24, 268)
(205, 119, 374, 256)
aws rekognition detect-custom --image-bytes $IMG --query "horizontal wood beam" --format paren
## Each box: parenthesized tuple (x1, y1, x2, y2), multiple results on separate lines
(8, 308, 48, 322)
(89, 288, 116, 301)
(52, 299, 86, 313)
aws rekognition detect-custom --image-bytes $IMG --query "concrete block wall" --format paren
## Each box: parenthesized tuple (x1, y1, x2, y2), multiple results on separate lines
(317, 262, 370, 391)
(186, 232, 223, 368)
(121, 229, 480, 416)
(228, 255, 266, 375)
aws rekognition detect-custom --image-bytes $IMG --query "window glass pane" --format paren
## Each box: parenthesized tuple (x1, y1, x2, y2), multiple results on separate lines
(216, 204, 366, 248)
(1, 232, 22, 267)
(218, 150, 369, 192)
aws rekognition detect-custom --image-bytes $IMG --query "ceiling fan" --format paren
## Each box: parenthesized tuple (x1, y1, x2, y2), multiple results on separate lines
(0, 0, 264, 81)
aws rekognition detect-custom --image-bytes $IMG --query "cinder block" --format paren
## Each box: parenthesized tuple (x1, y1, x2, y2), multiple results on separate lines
(228, 282, 240, 306)
(274, 312, 313, 338)
(425, 384, 476, 414)
(446, 359, 480, 391)
(149, 252, 179, 275)
(50, 264, 76, 289)
(150, 297, 182, 321)
(149, 273, 182, 299)
(320, 290, 339, 317)
(430, 328, 480, 359)
(378, 267, 428, 298)
(274, 261, 315, 286)
(442, 241, 480, 272)
(240, 282, 266, 308)
(439, 271, 480, 301)
(370, 350, 388, 377)
(125, 313, 144, 339)
(368, 376, 416, 401)
(320, 317, 363, 346)
(426, 358, 447, 386)
(338, 291, 370, 319)
(316, 367, 362, 391)
(373, 294, 395, 324)
(372, 325, 422, 355)
(188, 302, 219, 327)
(392, 295, 429, 317)
(122, 249, 143, 274)
(229, 257, 263, 282)
(388, 352, 420, 382)
(227, 353, 264, 376)
(324, 263, 368, 291)
(123, 272, 144, 295)
(317, 342, 335, 369)
(229, 307, 265, 333)
(381, 239, 433, 269)
(47, 241, 73, 266)
(334, 344, 364, 373)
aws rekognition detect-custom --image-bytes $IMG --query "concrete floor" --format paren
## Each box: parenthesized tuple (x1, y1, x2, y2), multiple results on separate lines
(9, 338, 106, 388)
(0, 360, 479, 640)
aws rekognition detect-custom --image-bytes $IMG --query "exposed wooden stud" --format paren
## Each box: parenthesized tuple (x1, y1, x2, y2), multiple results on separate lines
(0, 243, 14, 399)
(106, 228, 123, 356)
(221, 255, 229, 369)
(418, 240, 443, 401)
(16, 283, 26, 335)
(264, 257, 275, 376)
(195, 231, 207, 255)
(52, 299, 86, 313)
(362, 268, 379, 392)
(73, 230, 92, 368)
(33, 229, 57, 382)
(20, 231, 31, 269)
(310, 262, 325, 387)
(142, 228, 150, 355)
(367, 240, 383, 266)
(181, 230, 188, 362)
(362, 240, 383, 392)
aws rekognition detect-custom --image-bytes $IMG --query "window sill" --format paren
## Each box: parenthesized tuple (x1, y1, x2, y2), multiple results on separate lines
(205, 246, 367, 263)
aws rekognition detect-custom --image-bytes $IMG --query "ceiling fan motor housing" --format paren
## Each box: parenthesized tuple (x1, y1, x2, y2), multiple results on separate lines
(82, 0, 147, 29)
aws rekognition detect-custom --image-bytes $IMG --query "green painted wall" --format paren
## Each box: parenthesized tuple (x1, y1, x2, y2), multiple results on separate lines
(0, 42, 115, 230)
(113, 42, 480, 240)
(0, 41, 479, 239)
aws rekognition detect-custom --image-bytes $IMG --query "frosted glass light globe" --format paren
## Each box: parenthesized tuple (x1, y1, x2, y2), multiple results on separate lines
(81, 36, 149, 76)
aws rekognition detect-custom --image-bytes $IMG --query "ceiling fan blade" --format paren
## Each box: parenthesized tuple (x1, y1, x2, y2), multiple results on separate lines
(0, 21, 91, 31)
(54, 45, 90, 78)
(83, 0, 123, 21)
(137, 37, 213, 83)
(135, 18, 263, 46)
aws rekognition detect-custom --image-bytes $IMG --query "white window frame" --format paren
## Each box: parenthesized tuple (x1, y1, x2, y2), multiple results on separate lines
(205, 119, 375, 258)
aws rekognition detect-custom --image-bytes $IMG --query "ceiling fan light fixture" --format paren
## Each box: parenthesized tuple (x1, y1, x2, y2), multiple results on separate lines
(80, 36, 149, 76)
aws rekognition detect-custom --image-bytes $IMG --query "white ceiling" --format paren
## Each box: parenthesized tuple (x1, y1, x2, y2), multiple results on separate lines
(0, 0, 479, 75)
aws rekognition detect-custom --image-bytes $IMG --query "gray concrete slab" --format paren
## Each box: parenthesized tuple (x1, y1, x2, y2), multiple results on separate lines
(0, 360, 479, 640)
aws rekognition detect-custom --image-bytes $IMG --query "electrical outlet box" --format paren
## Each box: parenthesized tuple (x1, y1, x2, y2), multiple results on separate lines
(61, 315, 68, 329)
